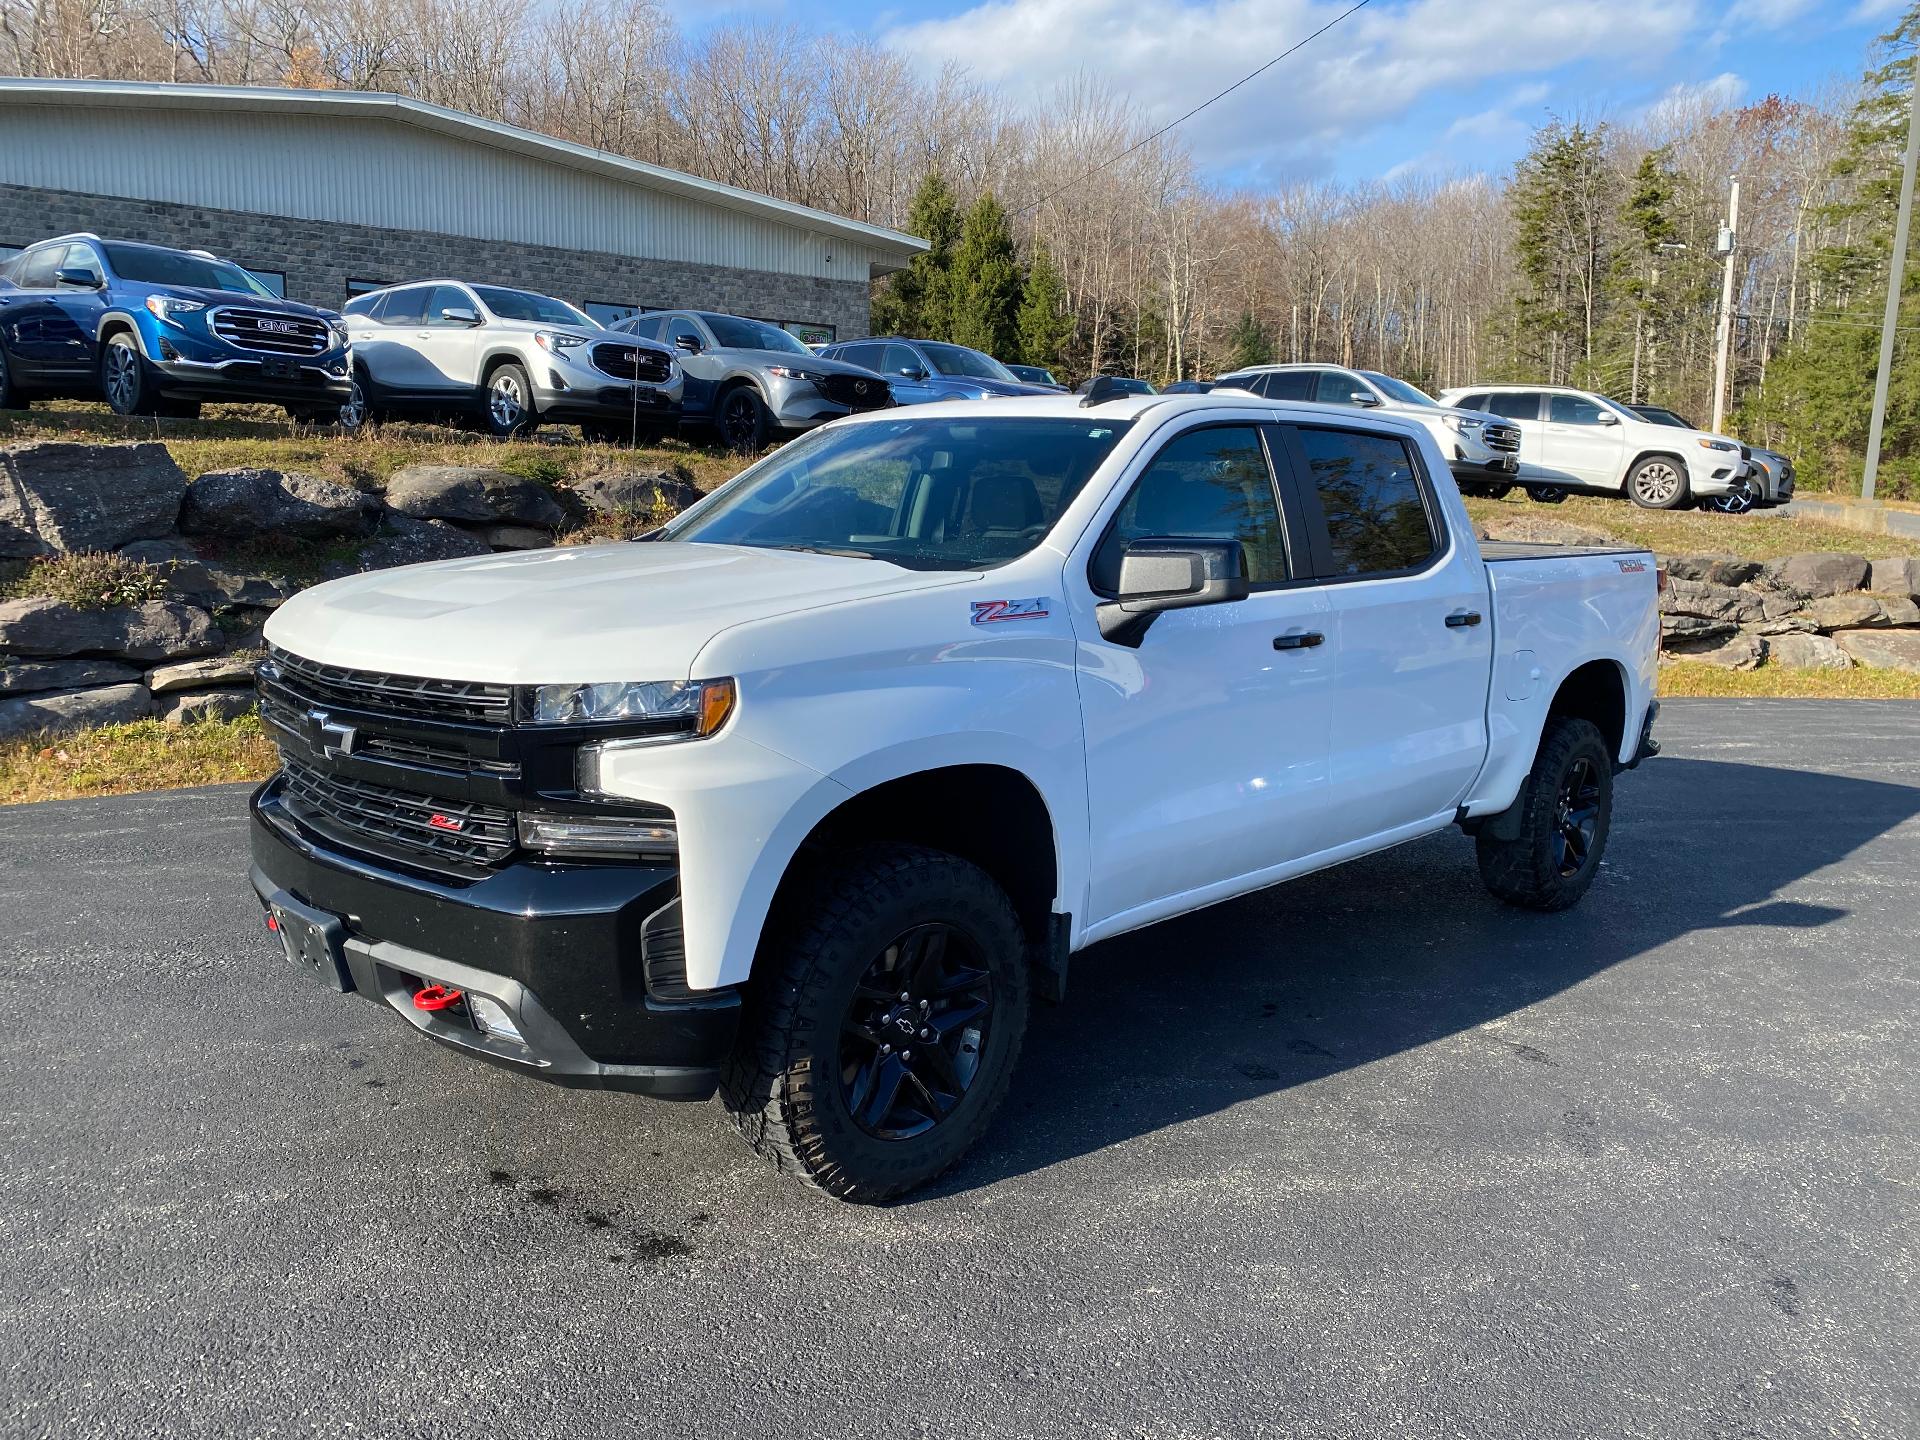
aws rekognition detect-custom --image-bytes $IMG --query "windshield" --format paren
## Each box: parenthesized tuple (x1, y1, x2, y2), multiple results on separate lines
(1360, 372, 1439, 407)
(702, 314, 810, 354)
(103, 244, 274, 298)
(920, 343, 1018, 382)
(474, 287, 594, 327)
(660, 417, 1133, 571)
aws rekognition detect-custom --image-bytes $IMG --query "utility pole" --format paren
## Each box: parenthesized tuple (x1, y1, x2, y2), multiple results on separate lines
(1711, 177, 1741, 435)
(1862, 63, 1920, 503)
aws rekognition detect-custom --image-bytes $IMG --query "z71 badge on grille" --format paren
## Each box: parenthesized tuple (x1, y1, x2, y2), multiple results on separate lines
(971, 598, 1050, 625)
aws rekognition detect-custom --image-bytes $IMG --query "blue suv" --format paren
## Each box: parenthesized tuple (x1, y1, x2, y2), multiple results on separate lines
(0, 234, 353, 420)
(817, 337, 1057, 404)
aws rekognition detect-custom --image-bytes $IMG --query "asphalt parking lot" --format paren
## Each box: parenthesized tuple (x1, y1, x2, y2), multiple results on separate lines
(2, 698, 1916, 1439)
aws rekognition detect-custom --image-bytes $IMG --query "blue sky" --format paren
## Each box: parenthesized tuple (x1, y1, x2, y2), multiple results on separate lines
(675, 0, 1905, 186)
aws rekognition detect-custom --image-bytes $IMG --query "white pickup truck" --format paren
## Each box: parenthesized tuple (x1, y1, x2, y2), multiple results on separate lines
(250, 387, 1662, 1201)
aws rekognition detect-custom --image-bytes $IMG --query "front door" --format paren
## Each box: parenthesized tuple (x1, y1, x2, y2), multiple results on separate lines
(668, 315, 723, 417)
(1074, 422, 1338, 932)
(46, 243, 109, 380)
(1538, 392, 1627, 489)
(1281, 422, 1493, 839)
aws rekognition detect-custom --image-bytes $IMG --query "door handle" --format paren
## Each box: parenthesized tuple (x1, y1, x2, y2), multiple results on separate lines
(1272, 630, 1325, 650)
(1445, 611, 1482, 628)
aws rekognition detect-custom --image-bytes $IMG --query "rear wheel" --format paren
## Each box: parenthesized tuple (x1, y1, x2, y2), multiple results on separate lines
(1626, 456, 1689, 509)
(485, 363, 538, 438)
(1478, 482, 1514, 500)
(1704, 475, 1758, 515)
(722, 844, 1030, 1203)
(1527, 485, 1568, 504)
(101, 331, 161, 416)
(1476, 716, 1614, 912)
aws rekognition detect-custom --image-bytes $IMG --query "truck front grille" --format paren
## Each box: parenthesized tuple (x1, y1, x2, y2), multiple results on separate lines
(280, 755, 515, 867)
(263, 646, 513, 726)
(591, 342, 674, 384)
(209, 308, 332, 356)
(1484, 423, 1521, 453)
(815, 373, 892, 410)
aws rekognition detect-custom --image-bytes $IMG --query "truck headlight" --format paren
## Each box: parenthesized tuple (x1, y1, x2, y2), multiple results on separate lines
(529, 677, 735, 733)
(518, 811, 678, 858)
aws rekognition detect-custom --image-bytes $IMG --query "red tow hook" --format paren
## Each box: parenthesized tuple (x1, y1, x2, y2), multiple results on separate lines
(265, 913, 279, 932)
(413, 984, 465, 1013)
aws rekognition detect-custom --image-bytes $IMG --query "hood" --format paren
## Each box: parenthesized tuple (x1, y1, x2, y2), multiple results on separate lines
(263, 540, 973, 685)
(730, 348, 882, 378)
(953, 376, 1059, 398)
(158, 285, 331, 317)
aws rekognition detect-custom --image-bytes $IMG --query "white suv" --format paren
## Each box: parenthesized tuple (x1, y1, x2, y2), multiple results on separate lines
(1213, 364, 1523, 495)
(342, 281, 682, 441)
(1438, 384, 1749, 510)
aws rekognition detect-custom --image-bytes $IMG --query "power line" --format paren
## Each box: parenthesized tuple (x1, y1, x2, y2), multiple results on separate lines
(1014, 0, 1377, 217)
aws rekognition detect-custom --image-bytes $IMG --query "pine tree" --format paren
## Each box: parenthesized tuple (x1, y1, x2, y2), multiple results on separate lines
(1508, 121, 1621, 385)
(1224, 311, 1274, 371)
(870, 173, 963, 338)
(1015, 243, 1075, 370)
(949, 192, 1023, 358)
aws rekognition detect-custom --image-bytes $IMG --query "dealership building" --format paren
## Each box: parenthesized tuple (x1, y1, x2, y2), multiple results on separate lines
(0, 78, 924, 343)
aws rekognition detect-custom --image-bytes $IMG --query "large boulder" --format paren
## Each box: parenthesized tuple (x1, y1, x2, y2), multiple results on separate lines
(1661, 578, 1765, 626)
(1664, 553, 1762, 587)
(1766, 632, 1853, 671)
(1664, 630, 1766, 670)
(0, 657, 142, 697)
(1832, 628, 1920, 673)
(0, 682, 153, 740)
(0, 442, 186, 558)
(353, 516, 493, 573)
(0, 598, 218, 662)
(385, 466, 566, 528)
(159, 688, 256, 725)
(116, 538, 217, 597)
(1763, 552, 1871, 598)
(146, 653, 260, 695)
(477, 524, 554, 551)
(1661, 615, 1736, 646)
(1801, 593, 1920, 632)
(180, 468, 380, 541)
(1868, 556, 1920, 600)
(569, 469, 701, 519)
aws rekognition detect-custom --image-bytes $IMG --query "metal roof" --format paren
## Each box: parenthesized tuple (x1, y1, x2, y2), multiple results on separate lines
(0, 78, 928, 262)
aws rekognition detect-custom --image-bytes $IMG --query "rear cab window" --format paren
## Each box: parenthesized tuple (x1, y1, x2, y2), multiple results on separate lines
(1290, 426, 1439, 578)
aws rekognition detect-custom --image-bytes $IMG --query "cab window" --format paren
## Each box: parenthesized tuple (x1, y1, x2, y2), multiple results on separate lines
(1295, 427, 1436, 578)
(1092, 426, 1289, 590)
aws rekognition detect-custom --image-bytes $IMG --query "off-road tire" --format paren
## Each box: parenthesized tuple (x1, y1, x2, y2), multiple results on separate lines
(1476, 715, 1614, 912)
(721, 844, 1030, 1203)
(1626, 455, 1690, 510)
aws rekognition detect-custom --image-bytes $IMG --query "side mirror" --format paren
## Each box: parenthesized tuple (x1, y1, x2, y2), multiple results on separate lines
(675, 334, 702, 354)
(441, 305, 479, 326)
(56, 267, 101, 289)
(899, 367, 929, 380)
(1347, 390, 1382, 407)
(1596, 411, 1619, 425)
(1096, 539, 1250, 647)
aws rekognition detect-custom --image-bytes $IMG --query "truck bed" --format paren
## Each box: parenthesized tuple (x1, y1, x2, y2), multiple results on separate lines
(1479, 540, 1651, 563)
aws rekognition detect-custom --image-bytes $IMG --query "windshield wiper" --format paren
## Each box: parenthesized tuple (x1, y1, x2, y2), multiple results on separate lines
(766, 543, 896, 563)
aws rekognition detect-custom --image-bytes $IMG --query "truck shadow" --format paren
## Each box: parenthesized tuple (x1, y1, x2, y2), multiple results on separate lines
(927, 756, 1919, 1199)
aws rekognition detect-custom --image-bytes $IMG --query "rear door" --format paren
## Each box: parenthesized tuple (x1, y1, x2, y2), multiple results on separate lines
(1539, 392, 1627, 490)
(1278, 421, 1493, 839)
(1482, 391, 1547, 478)
(1, 246, 68, 378)
(354, 286, 437, 394)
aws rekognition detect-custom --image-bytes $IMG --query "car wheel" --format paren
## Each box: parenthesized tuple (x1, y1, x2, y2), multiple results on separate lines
(337, 380, 369, 433)
(1480, 483, 1515, 500)
(1527, 485, 1568, 505)
(485, 363, 537, 438)
(1626, 456, 1690, 509)
(721, 843, 1030, 1203)
(1704, 476, 1758, 515)
(717, 384, 771, 453)
(1475, 715, 1614, 912)
(101, 332, 160, 416)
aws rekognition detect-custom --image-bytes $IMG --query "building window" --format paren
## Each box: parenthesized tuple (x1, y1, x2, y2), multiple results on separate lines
(0, 243, 22, 262)
(345, 278, 390, 299)
(247, 268, 286, 297)
(583, 300, 640, 327)
(784, 321, 835, 345)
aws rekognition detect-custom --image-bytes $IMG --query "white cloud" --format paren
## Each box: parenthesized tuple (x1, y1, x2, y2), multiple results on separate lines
(884, 0, 1702, 178)
(1640, 70, 1745, 128)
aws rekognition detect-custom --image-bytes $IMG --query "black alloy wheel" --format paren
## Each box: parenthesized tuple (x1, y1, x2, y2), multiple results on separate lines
(1550, 755, 1603, 878)
(718, 385, 770, 452)
(102, 332, 155, 416)
(839, 923, 996, 1140)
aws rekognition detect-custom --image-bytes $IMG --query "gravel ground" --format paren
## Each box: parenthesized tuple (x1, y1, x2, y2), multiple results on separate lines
(1, 698, 1915, 1439)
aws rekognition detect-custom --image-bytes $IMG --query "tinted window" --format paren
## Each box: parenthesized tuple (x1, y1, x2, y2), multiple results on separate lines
(1549, 394, 1609, 425)
(882, 344, 926, 376)
(1093, 426, 1288, 590)
(622, 314, 665, 341)
(1298, 428, 1436, 577)
(425, 285, 474, 328)
(377, 287, 429, 325)
(1455, 392, 1489, 412)
(1311, 371, 1373, 406)
(1485, 392, 1542, 421)
(16, 247, 63, 289)
(60, 244, 104, 286)
(1265, 371, 1314, 401)
(666, 316, 705, 351)
(835, 343, 882, 370)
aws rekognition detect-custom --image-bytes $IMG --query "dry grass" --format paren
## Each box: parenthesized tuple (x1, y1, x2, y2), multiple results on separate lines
(1461, 493, 1916, 560)
(0, 714, 278, 805)
(1, 550, 174, 608)
(1658, 662, 1920, 699)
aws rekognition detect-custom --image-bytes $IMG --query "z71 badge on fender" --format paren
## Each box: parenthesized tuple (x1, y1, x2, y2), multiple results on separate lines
(971, 598, 1050, 625)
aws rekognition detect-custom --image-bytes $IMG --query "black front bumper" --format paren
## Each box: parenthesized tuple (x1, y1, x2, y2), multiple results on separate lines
(155, 360, 353, 407)
(536, 384, 682, 427)
(249, 779, 739, 1098)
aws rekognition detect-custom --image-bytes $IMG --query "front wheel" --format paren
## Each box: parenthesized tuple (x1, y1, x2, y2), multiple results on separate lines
(1476, 715, 1614, 912)
(722, 844, 1030, 1203)
(1626, 456, 1689, 509)
(1703, 475, 1758, 515)
(716, 384, 771, 453)
(101, 332, 161, 416)
(485, 363, 538, 438)
(1527, 485, 1568, 504)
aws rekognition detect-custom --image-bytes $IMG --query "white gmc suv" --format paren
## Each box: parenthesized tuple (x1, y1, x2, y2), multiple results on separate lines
(1437, 383, 1750, 508)
(249, 386, 1662, 1201)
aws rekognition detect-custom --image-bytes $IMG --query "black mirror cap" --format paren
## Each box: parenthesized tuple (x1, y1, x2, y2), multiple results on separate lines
(56, 267, 102, 289)
(1097, 538, 1250, 646)
(675, 334, 702, 354)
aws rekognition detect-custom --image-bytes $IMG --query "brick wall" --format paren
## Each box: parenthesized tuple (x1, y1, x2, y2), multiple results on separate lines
(0, 183, 872, 340)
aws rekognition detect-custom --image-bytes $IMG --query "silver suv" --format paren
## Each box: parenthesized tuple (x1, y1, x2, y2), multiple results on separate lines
(341, 281, 682, 441)
(1215, 363, 1523, 496)
(610, 310, 892, 450)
